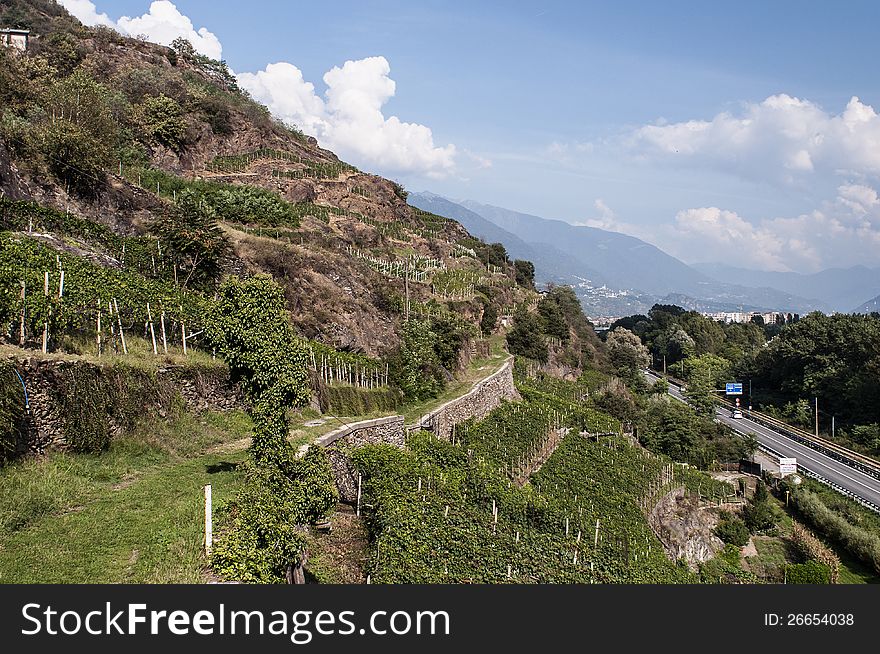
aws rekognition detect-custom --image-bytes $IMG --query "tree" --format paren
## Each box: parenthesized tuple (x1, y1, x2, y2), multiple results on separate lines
(480, 301, 498, 334)
(506, 310, 548, 362)
(388, 319, 445, 400)
(149, 190, 230, 289)
(683, 356, 717, 417)
(606, 327, 650, 385)
(538, 296, 569, 342)
(206, 275, 311, 465)
(207, 275, 337, 582)
(513, 259, 535, 289)
(139, 94, 187, 151)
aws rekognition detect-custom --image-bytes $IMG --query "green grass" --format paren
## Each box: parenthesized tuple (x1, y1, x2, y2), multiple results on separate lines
(0, 408, 252, 583)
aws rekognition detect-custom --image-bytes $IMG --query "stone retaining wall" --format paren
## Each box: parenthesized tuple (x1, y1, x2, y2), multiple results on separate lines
(313, 416, 406, 502)
(416, 358, 518, 440)
(6, 356, 240, 454)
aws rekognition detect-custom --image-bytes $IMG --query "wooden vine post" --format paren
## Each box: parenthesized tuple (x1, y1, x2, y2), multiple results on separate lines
(160, 310, 168, 354)
(19, 281, 25, 346)
(113, 298, 128, 354)
(96, 299, 102, 357)
(146, 302, 158, 355)
(41, 271, 49, 354)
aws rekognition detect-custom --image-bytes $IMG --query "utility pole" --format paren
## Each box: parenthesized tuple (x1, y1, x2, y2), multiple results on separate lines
(815, 396, 819, 438)
(663, 354, 666, 376)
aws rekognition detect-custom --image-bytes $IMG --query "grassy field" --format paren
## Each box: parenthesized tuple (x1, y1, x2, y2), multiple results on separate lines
(0, 408, 251, 583)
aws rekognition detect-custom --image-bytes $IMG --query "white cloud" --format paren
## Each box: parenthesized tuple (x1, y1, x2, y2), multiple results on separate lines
(626, 94, 880, 184)
(59, 1, 223, 59)
(59, 0, 115, 27)
(239, 56, 457, 178)
(657, 184, 880, 271)
(117, 1, 223, 59)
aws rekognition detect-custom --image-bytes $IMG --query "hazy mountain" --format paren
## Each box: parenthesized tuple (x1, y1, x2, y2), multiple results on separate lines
(409, 192, 608, 286)
(454, 198, 827, 314)
(692, 263, 880, 313)
(855, 294, 880, 314)
(458, 199, 708, 297)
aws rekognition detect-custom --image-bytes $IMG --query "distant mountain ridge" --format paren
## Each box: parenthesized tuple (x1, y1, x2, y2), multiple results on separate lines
(413, 195, 827, 315)
(408, 192, 606, 286)
(692, 263, 880, 313)
(855, 294, 880, 314)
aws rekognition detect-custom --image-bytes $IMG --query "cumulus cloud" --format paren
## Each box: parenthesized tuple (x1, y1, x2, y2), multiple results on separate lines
(658, 184, 880, 271)
(626, 94, 880, 184)
(60, 0, 115, 27)
(59, 1, 222, 59)
(239, 56, 457, 178)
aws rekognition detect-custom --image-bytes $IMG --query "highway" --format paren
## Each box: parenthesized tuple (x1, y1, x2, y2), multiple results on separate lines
(644, 371, 880, 510)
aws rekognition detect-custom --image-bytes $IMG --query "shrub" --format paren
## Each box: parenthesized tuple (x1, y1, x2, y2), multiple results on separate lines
(0, 363, 28, 463)
(40, 120, 107, 195)
(742, 480, 781, 533)
(715, 512, 750, 547)
(786, 560, 831, 584)
(139, 94, 186, 151)
(211, 448, 337, 583)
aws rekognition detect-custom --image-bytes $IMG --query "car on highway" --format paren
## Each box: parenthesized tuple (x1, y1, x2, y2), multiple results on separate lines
(731, 409, 743, 419)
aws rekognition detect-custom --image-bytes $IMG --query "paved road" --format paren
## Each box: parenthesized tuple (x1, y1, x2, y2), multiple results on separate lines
(645, 371, 880, 509)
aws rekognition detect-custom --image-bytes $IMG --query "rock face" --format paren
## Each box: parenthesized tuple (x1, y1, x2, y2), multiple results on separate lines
(648, 488, 725, 569)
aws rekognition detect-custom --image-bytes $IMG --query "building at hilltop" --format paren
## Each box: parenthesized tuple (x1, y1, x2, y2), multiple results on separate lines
(0, 28, 29, 52)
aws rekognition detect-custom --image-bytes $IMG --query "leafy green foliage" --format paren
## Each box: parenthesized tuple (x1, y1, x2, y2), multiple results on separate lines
(480, 300, 498, 334)
(513, 259, 535, 290)
(785, 482, 880, 574)
(714, 512, 750, 547)
(148, 190, 230, 290)
(506, 310, 548, 362)
(136, 168, 304, 228)
(207, 276, 337, 582)
(138, 94, 187, 151)
(211, 447, 337, 583)
(606, 327, 650, 386)
(387, 319, 445, 400)
(742, 480, 781, 533)
(0, 233, 208, 351)
(785, 560, 831, 584)
(206, 275, 310, 464)
(0, 362, 27, 463)
(743, 312, 880, 448)
(637, 397, 755, 467)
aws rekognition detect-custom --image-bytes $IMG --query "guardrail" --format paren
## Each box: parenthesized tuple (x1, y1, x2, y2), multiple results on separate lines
(752, 441, 880, 515)
(717, 398, 880, 481)
(646, 368, 880, 481)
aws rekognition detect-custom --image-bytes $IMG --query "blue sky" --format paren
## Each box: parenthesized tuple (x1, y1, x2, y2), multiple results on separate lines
(64, 1, 880, 272)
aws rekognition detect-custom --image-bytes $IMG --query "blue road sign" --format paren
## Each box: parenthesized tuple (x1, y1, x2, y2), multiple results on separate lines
(725, 383, 743, 395)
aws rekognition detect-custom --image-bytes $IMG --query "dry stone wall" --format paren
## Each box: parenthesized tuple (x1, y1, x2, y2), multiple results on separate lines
(416, 358, 518, 440)
(6, 356, 240, 454)
(313, 416, 406, 502)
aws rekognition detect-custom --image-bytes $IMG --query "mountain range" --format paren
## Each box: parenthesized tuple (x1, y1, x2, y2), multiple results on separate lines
(410, 193, 833, 316)
(692, 263, 880, 313)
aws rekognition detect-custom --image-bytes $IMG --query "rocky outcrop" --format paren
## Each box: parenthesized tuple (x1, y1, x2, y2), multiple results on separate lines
(648, 488, 725, 569)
